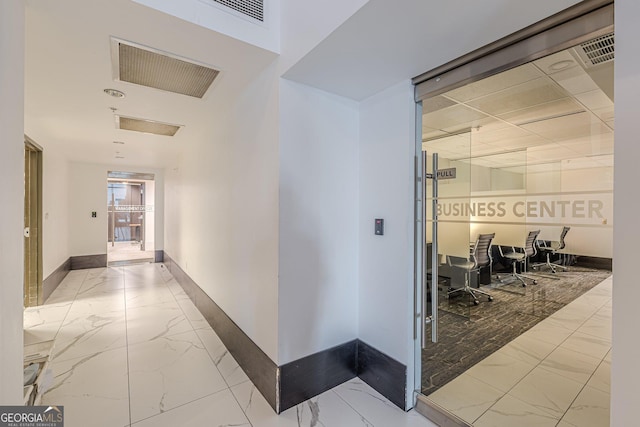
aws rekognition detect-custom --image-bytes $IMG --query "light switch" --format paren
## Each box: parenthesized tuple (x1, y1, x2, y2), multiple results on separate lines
(375, 218, 384, 235)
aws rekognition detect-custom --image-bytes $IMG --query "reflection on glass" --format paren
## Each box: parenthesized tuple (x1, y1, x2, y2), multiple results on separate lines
(419, 34, 614, 407)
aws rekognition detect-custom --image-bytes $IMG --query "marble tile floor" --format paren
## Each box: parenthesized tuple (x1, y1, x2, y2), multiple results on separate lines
(24, 264, 437, 427)
(108, 241, 155, 263)
(428, 275, 612, 426)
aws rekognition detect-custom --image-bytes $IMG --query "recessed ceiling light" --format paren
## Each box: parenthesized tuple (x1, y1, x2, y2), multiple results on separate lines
(112, 141, 125, 144)
(549, 60, 574, 71)
(104, 88, 126, 98)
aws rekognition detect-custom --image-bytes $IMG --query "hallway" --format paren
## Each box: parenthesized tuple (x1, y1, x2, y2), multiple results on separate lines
(24, 264, 436, 427)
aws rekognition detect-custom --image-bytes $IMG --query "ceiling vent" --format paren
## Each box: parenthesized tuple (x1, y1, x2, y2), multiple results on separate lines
(575, 33, 614, 67)
(207, 0, 264, 22)
(116, 115, 182, 137)
(112, 39, 220, 98)
(108, 171, 155, 180)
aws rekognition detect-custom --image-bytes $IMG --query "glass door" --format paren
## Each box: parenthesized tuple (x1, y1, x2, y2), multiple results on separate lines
(415, 42, 614, 427)
(413, 5, 614, 423)
(424, 131, 473, 324)
(418, 98, 533, 384)
(107, 180, 151, 264)
(417, 106, 532, 425)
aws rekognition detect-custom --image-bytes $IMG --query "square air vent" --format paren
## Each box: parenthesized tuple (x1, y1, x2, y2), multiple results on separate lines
(112, 39, 220, 98)
(116, 115, 182, 137)
(575, 33, 614, 67)
(206, 0, 264, 22)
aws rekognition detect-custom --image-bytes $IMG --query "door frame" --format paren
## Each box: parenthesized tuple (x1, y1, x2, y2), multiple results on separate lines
(106, 171, 156, 265)
(24, 136, 43, 307)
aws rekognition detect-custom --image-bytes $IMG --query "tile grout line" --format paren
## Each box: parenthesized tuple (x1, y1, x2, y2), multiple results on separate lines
(39, 269, 88, 401)
(122, 266, 134, 427)
(126, 388, 235, 426)
(470, 330, 566, 423)
(556, 356, 611, 426)
(561, 380, 599, 427)
(161, 262, 255, 426)
(38, 269, 88, 347)
(470, 280, 612, 424)
(125, 263, 254, 426)
(331, 382, 388, 427)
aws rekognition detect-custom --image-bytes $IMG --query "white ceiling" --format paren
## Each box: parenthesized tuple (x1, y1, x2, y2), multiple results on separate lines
(24, 0, 598, 171)
(283, 0, 583, 100)
(422, 45, 614, 172)
(24, 0, 277, 168)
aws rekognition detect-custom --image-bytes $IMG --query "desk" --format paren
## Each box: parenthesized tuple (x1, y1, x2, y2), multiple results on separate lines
(426, 242, 491, 289)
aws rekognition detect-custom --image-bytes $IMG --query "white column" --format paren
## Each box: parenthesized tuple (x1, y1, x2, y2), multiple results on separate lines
(0, 0, 25, 405)
(612, 0, 640, 425)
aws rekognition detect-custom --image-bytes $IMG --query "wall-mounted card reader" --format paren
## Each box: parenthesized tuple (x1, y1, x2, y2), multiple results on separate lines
(375, 218, 384, 235)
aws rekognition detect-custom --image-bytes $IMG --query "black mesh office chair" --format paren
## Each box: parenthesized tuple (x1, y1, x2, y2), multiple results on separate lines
(535, 226, 571, 273)
(498, 230, 540, 287)
(447, 233, 495, 305)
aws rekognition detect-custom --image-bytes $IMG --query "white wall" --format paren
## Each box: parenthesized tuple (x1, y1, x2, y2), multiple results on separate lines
(164, 61, 280, 361)
(0, 0, 25, 405)
(358, 80, 416, 408)
(278, 79, 359, 364)
(69, 162, 164, 257)
(42, 148, 70, 276)
(612, 1, 640, 425)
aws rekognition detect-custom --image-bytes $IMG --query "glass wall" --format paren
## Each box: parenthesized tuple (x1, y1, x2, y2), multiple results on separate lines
(418, 35, 614, 423)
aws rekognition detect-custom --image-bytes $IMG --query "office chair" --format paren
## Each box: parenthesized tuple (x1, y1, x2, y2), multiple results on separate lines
(535, 226, 571, 273)
(498, 230, 540, 287)
(447, 233, 495, 305)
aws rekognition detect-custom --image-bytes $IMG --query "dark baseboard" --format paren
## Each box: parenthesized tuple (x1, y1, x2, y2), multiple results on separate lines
(154, 250, 164, 263)
(42, 258, 71, 302)
(163, 252, 279, 412)
(574, 255, 612, 270)
(70, 254, 107, 270)
(357, 340, 407, 410)
(279, 339, 407, 412)
(108, 259, 154, 267)
(161, 251, 407, 414)
(279, 340, 358, 412)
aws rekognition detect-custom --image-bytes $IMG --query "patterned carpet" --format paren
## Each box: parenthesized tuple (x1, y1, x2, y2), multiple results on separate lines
(421, 265, 612, 395)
